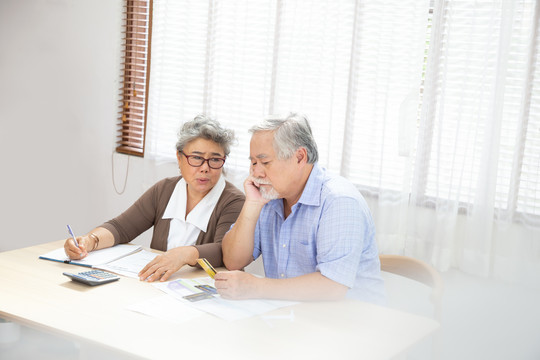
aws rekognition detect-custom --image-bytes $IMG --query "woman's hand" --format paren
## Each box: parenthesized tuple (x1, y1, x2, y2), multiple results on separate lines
(138, 246, 198, 282)
(63, 235, 93, 259)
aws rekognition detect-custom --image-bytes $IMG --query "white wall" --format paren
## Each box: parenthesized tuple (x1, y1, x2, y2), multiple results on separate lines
(0, 0, 160, 252)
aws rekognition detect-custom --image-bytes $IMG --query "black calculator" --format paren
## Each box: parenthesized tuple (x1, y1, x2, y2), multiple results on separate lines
(63, 269, 120, 286)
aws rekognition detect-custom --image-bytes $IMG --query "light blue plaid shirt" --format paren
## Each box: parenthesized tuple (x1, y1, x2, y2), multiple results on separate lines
(252, 163, 385, 303)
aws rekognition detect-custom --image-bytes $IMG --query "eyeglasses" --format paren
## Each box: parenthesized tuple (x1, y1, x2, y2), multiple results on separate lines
(180, 151, 226, 169)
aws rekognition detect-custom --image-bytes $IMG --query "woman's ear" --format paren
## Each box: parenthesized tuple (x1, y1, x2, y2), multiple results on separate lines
(176, 151, 183, 171)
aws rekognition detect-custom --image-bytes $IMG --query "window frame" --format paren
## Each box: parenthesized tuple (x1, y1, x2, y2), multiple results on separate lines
(116, 0, 152, 157)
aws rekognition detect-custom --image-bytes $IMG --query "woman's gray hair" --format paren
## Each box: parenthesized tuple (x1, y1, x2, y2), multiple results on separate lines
(176, 115, 235, 156)
(249, 113, 319, 164)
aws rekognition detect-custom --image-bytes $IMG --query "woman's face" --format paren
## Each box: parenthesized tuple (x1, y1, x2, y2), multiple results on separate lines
(177, 138, 225, 198)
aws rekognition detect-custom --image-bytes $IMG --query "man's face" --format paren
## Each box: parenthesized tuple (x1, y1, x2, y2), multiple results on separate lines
(249, 131, 297, 200)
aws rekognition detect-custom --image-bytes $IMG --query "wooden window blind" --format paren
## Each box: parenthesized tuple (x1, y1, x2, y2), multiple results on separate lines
(116, 0, 152, 157)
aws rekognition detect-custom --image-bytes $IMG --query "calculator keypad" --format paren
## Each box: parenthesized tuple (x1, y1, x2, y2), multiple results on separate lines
(63, 270, 120, 286)
(81, 270, 118, 280)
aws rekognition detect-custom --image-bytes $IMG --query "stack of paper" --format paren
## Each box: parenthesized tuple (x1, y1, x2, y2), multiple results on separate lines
(39, 244, 143, 269)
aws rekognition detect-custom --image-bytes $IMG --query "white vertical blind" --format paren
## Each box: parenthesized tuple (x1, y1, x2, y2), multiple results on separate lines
(205, 1, 277, 170)
(139, 0, 540, 280)
(146, 0, 278, 171)
(271, 0, 355, 174)
(144, 0, 540, 218)
(422, 1, 504, 207)
(145, 1, 210, 160)
(416, 0, 540, 221)
(345, 0, 431, 193)
(517, 1, 540, 220)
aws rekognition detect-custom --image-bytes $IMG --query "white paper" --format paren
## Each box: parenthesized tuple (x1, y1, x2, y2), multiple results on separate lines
(154, 277, 298, 321)
(96, 249, 158, 278)
(126, 295, 203, 324)
(153, 277, 216, 300)
(39, 244, 142, 267)
(188, 297, 297, 321)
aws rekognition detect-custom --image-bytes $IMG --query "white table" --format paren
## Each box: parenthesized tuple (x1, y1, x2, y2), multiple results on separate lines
(0, 240, 439, 359)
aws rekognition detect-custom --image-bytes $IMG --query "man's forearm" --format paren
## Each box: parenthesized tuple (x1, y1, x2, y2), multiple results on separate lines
(253, 272, 348, 301)
(222, 200, 264, 270)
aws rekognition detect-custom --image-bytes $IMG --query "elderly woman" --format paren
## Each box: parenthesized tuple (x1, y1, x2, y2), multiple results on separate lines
(64, 115, 245, 282)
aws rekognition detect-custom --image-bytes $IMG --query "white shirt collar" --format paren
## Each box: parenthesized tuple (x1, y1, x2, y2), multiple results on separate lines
(162, 175, 226, 232)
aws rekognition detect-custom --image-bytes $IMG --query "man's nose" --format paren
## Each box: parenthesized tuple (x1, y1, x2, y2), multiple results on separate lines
(251, 163, 265, 178)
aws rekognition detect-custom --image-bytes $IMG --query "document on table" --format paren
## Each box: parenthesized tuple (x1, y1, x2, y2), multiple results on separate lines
(96, 249, 158, 278)
(39, 244, 142, 268)
(153, 277, 298, 321)
(190, 294, 298, 322)
(127, 295, 203, 324)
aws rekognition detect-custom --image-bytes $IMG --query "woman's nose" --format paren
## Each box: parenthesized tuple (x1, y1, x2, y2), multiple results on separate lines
(199, 160, 210, 172)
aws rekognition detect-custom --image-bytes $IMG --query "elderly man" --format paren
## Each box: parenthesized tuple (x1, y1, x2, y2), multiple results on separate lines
(215, 114, 385, 303)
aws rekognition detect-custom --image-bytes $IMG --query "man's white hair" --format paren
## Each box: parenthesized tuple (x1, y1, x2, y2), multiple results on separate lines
(248, 113, 319, 163)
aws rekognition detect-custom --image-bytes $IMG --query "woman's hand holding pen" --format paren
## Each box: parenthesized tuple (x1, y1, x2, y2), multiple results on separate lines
(138, 246, 199, 282)
(63, 235, 92, 259)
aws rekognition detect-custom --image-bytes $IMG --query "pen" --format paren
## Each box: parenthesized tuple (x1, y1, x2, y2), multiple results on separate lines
(67, 225, 79, 249)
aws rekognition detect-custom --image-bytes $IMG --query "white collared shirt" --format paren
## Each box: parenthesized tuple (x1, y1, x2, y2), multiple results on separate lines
(162, 175, 226, 250)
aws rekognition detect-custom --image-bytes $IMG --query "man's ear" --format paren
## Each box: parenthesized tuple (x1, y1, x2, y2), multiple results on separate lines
(296, 147, 308, 164)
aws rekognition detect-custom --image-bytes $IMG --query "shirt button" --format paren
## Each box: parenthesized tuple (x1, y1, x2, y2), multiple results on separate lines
(280, 274, 284, 277)
(282, 244, 286, 248)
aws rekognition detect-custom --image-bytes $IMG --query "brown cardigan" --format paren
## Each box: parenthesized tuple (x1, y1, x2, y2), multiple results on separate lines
(100, 176, 245, 267)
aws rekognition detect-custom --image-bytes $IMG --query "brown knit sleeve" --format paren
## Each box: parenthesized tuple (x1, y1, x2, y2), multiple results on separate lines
(100, 177, 179, 246)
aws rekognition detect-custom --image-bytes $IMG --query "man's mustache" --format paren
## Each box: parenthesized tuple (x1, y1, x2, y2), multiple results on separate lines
(249, 176, 272, 186)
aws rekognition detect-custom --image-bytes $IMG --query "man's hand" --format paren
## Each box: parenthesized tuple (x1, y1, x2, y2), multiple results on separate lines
(214, 270, 260, 300)
(221, 172, 271, 271)
(244, 175, 271, 205)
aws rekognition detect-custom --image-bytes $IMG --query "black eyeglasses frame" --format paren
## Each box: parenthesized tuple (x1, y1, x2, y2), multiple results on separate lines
(179, 150, 226, 169)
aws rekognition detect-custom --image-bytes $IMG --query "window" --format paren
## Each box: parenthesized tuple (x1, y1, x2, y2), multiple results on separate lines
(414, 0, 540, 221)
(116, 0, 152, 157)
(117, 0, 540, 221)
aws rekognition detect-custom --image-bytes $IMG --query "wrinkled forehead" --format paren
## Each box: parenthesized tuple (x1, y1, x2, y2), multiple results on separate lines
(250, 131, 275, 155)
(249, 153, 270, 162)
(183, 137, 225, 156)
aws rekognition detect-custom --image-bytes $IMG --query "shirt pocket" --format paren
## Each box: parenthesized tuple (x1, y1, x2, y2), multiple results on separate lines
(291, 239, 318, 271)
